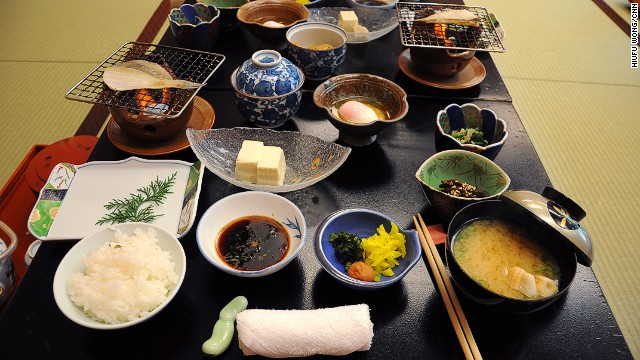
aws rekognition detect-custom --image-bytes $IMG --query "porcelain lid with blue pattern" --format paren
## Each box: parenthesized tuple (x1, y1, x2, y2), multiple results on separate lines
(233, 50, 304, 97)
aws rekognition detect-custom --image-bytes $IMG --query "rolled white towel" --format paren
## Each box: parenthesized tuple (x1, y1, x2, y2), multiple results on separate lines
(236, 304, 374, 358)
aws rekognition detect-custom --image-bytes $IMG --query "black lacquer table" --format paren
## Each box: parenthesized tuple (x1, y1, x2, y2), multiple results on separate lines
(0, 1, 632, 359)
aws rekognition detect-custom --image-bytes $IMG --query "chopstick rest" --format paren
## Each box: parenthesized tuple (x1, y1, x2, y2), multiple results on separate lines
(236, 304, 374, 358)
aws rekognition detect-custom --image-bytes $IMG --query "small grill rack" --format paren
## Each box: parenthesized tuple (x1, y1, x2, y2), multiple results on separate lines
(65, 42, 225, 117)
(396, 2, 505, 52)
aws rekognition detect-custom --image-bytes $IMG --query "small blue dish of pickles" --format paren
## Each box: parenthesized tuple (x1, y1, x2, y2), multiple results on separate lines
(314, 208, 421, 290)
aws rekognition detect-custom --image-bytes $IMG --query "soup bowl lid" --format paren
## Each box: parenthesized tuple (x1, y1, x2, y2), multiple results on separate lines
(501, 187, 593, 266)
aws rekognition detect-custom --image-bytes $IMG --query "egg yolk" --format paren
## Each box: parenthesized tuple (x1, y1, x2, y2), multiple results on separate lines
(338, 101, 379, 124)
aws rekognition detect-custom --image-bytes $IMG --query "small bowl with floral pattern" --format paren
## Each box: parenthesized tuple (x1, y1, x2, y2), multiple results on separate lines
(415, 149, 511, 220)
(169, 3, 221, 50)
(196, 191, 307, 277)
(231, 50, 304, 128)
(286, 22, 347, 81)
(435, 103, 508, 160)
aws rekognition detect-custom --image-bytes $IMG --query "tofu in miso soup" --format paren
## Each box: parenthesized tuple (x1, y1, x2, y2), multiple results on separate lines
(452, 218, 561, 300)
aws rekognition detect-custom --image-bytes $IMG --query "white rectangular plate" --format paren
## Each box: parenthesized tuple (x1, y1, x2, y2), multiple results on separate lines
(28, 157, 204, 240)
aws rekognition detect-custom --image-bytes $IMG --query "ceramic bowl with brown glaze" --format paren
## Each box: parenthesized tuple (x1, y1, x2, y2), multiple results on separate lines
(237, 0, 310, 48)
(409, 47, 476, 78)
(108, 100, 194, 142)
(313, 73, 408, 146)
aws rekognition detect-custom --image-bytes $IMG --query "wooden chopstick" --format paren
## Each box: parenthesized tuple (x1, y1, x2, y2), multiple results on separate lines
(413, 214, 482, 360)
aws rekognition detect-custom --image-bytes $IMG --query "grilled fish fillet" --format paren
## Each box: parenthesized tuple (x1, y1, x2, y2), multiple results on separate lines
(419, 9, 481, 27)
(103, 60, 204, 91)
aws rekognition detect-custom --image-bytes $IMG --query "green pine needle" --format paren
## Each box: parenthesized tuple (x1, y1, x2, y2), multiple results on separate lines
(96, 172, 177, 226)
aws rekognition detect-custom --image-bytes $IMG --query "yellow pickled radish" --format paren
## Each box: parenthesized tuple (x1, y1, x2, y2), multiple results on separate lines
(361, 222, 406, 281)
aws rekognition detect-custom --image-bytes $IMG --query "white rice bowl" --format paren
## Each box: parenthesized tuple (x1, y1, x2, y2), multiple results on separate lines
(53, 223, 186, 330)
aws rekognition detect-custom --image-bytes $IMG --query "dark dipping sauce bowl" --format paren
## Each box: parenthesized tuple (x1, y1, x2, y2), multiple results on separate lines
(196, 191, 307, 277)
(445, 189, 593, 314)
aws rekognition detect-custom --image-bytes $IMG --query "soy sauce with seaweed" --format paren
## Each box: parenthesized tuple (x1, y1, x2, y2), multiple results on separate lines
(217, 216, 289, 271)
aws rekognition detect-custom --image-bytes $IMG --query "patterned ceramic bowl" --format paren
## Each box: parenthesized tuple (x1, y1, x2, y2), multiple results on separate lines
(169, 3, 221, 51)
(435, 103, 508, 160)
(231, 50, 304, 128)
(415, 149, 511, 220)
(286, 22, 347, 81)
(196, 191, 307, 277)
(197, 0, 249, 30)
(314, 209, 421, 291)
(313, 73, 409, 146)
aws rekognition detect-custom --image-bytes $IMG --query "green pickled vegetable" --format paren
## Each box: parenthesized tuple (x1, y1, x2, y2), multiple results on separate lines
(451, 128, 488, 146)
(329, 231, 364, 271)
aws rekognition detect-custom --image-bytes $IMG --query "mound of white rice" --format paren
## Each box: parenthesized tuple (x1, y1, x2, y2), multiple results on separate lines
(68, 227, 178, 324)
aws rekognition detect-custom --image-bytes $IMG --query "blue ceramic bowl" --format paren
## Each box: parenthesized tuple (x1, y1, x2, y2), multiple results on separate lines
(314, 209, 421, 290)
(286, 22, 347, 81)
(435, 103, 508, 160)
(169, 3, 221, 51)
(231, 50, 304, 128)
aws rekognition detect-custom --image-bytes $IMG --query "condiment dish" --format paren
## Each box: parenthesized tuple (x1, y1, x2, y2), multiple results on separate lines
(314, 208, 421, 290)
(197, 191, 307, 277)
(435, 103, 508, 160)
(187, 127, 351, 193)
(313, 73, 409, 146)
(52, 223, 186, 330)
(415, 149, 510, 220)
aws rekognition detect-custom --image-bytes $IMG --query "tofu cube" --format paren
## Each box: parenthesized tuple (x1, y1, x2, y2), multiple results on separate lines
(235, 140, 264, 183)
(257, 146, 286, 186)
(338, 11, 359, 32)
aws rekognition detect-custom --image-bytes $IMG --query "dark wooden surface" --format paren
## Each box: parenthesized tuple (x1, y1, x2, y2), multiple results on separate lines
(0, 1, 632, 359)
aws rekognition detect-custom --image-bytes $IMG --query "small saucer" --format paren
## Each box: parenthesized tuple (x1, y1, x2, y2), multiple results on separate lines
(107, 96, 215, 156)
(398, 49, 486, 90)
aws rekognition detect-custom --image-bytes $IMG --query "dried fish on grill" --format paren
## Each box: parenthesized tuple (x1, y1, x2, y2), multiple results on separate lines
(415, 9, 481, 28)
(408, 8, 483, 48)
(102, 60, 204, 91)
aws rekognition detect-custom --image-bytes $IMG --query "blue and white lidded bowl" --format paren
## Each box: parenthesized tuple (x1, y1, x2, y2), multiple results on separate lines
(231, 50, 305, 128)
(233, 50, 304, 97)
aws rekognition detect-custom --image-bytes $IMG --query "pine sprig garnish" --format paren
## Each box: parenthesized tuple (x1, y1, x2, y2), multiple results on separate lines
(96, 172, 177, 225)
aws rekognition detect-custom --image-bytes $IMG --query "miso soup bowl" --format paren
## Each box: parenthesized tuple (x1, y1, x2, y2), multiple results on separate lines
(196, 191, 307, 277)
(446, 198, 578, 314)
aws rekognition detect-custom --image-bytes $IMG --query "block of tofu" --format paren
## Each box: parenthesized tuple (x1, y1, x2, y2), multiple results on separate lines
(337, 11, 359, 32)
(352, 24, 369, 41)
(257, 146, 286, 186)
(235, 140, 264, 183)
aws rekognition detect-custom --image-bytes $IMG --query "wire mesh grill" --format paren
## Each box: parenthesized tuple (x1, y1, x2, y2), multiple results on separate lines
(396, 2, 505, 52)
(65, 42, 225, 117)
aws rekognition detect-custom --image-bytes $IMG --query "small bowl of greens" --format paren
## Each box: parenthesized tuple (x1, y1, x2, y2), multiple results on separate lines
(435, 103, 508, 160)
(313, 208, 421, 290)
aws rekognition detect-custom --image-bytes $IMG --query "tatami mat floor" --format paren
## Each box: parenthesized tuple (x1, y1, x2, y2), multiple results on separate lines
(0, 0, 638, 358)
